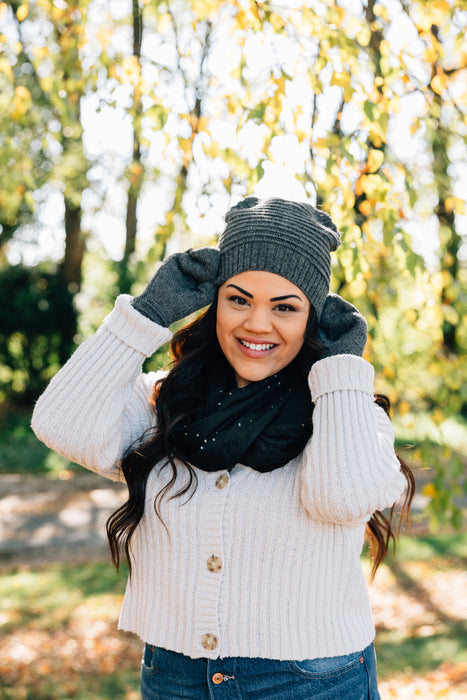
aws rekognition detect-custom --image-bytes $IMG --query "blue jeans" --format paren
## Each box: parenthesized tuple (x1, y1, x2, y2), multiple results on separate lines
(140, 643, 381, 699)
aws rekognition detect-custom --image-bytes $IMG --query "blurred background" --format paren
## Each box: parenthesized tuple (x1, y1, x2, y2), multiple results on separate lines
(0, 0, 466, 698)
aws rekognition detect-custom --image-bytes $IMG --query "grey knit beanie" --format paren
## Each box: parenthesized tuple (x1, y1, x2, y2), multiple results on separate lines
(217, 196, 341, 320)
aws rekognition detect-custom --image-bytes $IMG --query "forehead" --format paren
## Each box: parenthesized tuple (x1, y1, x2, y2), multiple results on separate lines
(221, 270, 305, 297)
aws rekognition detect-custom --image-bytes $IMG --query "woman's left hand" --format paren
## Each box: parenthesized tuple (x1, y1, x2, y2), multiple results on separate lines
(318, 294, 367, 357)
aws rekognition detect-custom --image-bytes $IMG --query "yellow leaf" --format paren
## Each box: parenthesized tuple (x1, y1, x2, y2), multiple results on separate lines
(313, 137, 329, 149)
(424, 45, 440, 64)
(355, 177, 364, 197)
(379, 39, 390, 56)
(373, 3, 389, 20)
(422, 483, 436, 498)
(120, 55, 141, 87)
(330, 71, 350, 88)
(0, 55, 13, 80)
(96, 26, 112, 49)
(348, 278, 366, 297)
(343, 190, 355, 208)
(33, 45, 49, 60)
(39, 75, 53, 92)
(16, 3, 28, 22)
(204, 141, 221, 159)
(12, 85, 32, 118)
(294, 104, 304, 118)
(129, 162, 143, 182)
(356, 27, 370, 47)
(431, 73, 447, 95)
(382, 366, 395, 380)
(404, 309, 417, 324)
(442, 305, 459, 325)
(194, 116, 207, 133)
(432, 408, 445, 426)
(269, 12, 285, 31)
(158, 12, 172, 33)
(434, 0, 451, 11)
(179, 138, 192, 155)
(398, 400, 410, 416)
(445, 196, 466, 215)
(366, 149, 384, 173)
(358, 200, 373, 217)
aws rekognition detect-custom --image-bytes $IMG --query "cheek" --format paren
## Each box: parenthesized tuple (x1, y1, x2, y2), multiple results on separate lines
(216, 306, 234, 348)
(281, 320, 307, 357)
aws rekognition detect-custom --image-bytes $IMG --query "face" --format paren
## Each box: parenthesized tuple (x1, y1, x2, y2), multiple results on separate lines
(216, 270, 310, 388)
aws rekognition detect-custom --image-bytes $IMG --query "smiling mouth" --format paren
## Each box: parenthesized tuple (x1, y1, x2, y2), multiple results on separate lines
(238, 339, 277, 351)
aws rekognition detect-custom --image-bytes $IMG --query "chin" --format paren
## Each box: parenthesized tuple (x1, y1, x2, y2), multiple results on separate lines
(234, 364, 276, 386)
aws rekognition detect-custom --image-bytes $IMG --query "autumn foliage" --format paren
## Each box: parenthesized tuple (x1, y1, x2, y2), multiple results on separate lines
(0, 0, 466, 530)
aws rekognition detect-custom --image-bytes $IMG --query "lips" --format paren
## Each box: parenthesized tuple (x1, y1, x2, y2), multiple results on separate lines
(239, 339, 275, 351)
(236, 337, 278, 357)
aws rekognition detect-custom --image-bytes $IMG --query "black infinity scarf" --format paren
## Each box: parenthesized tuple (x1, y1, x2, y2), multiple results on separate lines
(171, 359, 314, 473)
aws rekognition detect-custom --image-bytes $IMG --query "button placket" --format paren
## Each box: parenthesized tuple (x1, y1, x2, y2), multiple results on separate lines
(196, 473, 229, 656)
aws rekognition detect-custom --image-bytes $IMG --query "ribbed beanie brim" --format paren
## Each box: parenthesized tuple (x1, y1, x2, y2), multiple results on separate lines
(217, 197, 341, 319)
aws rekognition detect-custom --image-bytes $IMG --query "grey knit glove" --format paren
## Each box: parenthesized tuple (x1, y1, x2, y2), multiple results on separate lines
(131, 247, 220, 327)
(318, 294, 367, 357)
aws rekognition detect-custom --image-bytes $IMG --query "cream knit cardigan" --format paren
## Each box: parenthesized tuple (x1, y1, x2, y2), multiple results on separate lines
(32, 294, 406, 661)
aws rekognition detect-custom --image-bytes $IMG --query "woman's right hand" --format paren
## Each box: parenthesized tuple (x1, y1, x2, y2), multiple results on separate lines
(131, 247, 220, 327)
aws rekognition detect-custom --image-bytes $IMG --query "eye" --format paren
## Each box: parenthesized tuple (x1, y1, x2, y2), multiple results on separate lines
(274, 303, 297, 312)
(228, 295, 249, 306)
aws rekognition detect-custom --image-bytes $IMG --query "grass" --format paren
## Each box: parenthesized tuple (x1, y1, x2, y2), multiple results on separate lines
(0, 408, 78, 477)
(1, 406, 466, 697)
(371, 533, 467, 683)
(1, 534, 467, 699)
(0, 562, 140, 700)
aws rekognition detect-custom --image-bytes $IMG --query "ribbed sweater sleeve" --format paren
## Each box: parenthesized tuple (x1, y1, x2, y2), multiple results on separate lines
(300, 354, 406, 524)
(31, 295, 172, 481)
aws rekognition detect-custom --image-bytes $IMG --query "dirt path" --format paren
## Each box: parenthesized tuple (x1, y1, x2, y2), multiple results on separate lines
(0, 472, 126, 567)
(0, 465, 437, 568)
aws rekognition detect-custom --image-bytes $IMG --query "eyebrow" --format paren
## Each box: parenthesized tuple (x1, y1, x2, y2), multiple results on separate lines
(226, 284, 303, 302)
(270, 294, 302, 302)
(226, 284, 253, 298)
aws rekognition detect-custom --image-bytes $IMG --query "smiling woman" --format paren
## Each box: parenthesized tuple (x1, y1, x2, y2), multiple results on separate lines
(31, 196, 414, 700)
(216, 271, 310, 386)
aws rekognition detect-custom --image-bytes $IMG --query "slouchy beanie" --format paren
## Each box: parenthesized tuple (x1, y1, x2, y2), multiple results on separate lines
(217, 197, 341, 319)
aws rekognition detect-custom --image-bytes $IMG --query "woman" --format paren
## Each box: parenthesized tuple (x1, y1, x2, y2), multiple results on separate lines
(32, 197, 414, 699)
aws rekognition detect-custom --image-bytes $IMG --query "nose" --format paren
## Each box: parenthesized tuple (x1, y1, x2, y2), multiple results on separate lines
(242, 305, 273, 334)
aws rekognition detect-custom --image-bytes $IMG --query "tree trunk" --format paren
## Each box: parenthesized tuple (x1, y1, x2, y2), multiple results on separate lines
(119, 0, 144, 293)
(428, 28, 460, 354)
(61, 202, 84, 292)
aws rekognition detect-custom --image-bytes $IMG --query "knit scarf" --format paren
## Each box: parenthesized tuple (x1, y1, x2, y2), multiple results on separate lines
(172, 359, 313, 473)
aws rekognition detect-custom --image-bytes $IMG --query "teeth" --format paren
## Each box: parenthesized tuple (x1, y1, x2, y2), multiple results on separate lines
(240, 340, 275, 351)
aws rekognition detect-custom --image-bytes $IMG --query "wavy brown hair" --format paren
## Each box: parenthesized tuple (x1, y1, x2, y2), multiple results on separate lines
(367, 394, 415, 579)
(106, 299, 415, 577)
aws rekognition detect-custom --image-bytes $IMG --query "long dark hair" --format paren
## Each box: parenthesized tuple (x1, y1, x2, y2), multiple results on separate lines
(367, 394, 415, 579)
(106, 299, 415, 577)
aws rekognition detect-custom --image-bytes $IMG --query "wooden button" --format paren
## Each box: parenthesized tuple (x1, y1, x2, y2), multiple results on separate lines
(215, 473, 229, 489)
(212, 672, 223, 684)
(207, 554, 222, 572)
(201, 633, 218, 651)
